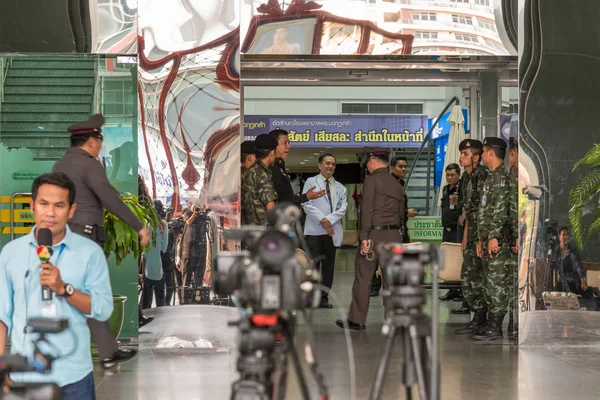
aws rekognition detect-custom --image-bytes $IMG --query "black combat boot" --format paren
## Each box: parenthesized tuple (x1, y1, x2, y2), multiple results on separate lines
(507, 310, 518, 340)
(455, 307, 487, 335)
(471, 314, 504, 341)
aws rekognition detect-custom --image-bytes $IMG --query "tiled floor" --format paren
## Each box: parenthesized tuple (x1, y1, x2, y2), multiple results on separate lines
(94, 249, 523, 399)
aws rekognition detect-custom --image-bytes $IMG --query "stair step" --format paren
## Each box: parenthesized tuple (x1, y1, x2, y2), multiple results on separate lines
(1, 137, 70, 149)
(2, 103, 90, 113)
(1, 122, 80, 131)
(2, 113, 89, 122)
(9, 60, 96, 70)
(5, 77, 94, 86)
(3, 86, 93, 95)
(8, 69, 94, 77)
(3, 94, 91, 103)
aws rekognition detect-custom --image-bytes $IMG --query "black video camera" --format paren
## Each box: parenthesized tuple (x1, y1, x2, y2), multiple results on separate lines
(377, 243, 437, 311)
(213, 203, 320, 312)
(544, 219, 559, 253)
(0, 318, 68, 400)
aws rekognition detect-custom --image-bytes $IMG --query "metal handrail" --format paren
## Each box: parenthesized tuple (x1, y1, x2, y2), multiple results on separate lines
(10, 192, 32, 240)
(405, 96, 460, 193)
(90, 60, 101, 115)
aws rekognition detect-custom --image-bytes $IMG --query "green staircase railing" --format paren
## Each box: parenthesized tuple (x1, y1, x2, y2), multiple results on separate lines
(0, 57, 12, 112)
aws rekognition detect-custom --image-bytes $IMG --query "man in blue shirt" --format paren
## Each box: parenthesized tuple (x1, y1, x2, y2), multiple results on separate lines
(0, 173, 114, 399)
(142, 204, 169, 309)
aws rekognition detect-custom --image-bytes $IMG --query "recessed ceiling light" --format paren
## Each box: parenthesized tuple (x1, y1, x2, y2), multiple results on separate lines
(313, 152, 320, 155)
(300, 162, 306, 165)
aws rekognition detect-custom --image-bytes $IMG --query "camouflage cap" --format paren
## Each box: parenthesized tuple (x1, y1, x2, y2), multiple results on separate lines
(68, 113, 104, 136)
(458, 139, 482, 151)
(483, 137, 507, 149)
(241, 140, 256, 155)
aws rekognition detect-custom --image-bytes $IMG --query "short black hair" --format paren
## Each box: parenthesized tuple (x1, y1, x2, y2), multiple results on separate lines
(268, 128, 288, 141)
(70, 132, 100, 147)
(445, 163, 460, 175)
(31, 173, 76, 206)
(391, 156, 408, 167)
(256, 149, 275, 160)
(484, 145, 506, 160)
(318, 153, 336, 163)
(559, 226, 569, 235)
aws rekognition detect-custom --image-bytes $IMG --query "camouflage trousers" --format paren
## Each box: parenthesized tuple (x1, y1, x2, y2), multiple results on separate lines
(461, 241, 486, 311)
(482, 242, 514, 315)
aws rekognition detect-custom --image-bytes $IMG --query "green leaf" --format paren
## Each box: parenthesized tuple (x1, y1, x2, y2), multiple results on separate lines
(568, 166, 600, 206)
(573, 144, 600, 170)
(569, 207, 585, 250)
(589, 216, 600, 237)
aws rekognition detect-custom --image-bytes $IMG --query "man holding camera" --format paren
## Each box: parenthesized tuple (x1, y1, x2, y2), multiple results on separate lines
(0, 173, 114, 399)
(52, 113, 144, 367)
(472, 137, 517, 341)
(336, 149, 405, 330)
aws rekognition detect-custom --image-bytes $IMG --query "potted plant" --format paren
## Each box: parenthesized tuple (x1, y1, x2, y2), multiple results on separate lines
(103, 192, 161, 265)
(568, 143, 600, 249)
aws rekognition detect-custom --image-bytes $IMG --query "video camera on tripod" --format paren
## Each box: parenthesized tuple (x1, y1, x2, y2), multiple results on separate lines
(0, 318, 68, 400)
(213, 203, 327, 400)
(369, 243, 441, 400)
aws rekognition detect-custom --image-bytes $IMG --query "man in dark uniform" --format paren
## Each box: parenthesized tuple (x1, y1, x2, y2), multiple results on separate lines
(268, 128, 325, 205)
(336, 149, 405, 330)
(241, 134, 279, 226)
(370, 155, 418, 297)
(53, 114, 147, 368)
(441, 163, 462, 243)
(472, 137, 517, 341)
(454, 139, 489, 331)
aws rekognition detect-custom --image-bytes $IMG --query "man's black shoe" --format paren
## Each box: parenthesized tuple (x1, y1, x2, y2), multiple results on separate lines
(102, 348, 138, 369)
(370, 289, 380, 297)
(439, 289, 461, 301)
(335, 319, 365, 331)
(319, 298, 333, 309)
(139, 316, 154, 328)
(451, 306, 470, 315)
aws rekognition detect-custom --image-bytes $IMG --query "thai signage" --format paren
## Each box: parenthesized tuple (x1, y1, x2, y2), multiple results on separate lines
(406, 217, 443, 241)
(244, 115, 429, 148)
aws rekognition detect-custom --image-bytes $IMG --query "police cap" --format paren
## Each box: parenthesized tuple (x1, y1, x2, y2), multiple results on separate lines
(255, 134, 278, 151)
(68, 114, 104, 137)
(509, 137, 518, 150)
(458, 139, 482, 151)
(364, 147, 389, 162)
(483, 137, 507, 149)
(241, 140, 256, 155)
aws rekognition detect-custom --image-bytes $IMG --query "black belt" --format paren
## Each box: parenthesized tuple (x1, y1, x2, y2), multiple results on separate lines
(371, 225, 401, 230)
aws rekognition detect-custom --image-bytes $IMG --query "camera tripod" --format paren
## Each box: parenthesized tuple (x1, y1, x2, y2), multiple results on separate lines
(369, 287, 433, 400)
(229, 313, 311, 400)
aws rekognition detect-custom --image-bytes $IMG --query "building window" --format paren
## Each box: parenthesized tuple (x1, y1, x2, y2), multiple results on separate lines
(457, 48, 490, 55)
(413, 12, 437, 21)
(454, 33, 479, 43)
(413, 47, 441, 54)
(478, 19, 497, 32)
(452, 14, 473, 25)
(101, 78, 134, 118)
(414, 31, 438, 39)
(450, 0, 470, 3)
(341, 103, 424, 114)
(474, 0, 491, 6)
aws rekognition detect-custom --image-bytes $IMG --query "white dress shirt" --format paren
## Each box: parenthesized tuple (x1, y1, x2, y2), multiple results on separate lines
(302, 174, 348, 247)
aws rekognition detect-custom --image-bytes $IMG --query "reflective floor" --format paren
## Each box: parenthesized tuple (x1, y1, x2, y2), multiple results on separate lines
(94, 249, 523, 399)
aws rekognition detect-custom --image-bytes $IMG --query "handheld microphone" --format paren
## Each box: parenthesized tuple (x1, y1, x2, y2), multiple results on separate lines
(36, 228, 54, 302)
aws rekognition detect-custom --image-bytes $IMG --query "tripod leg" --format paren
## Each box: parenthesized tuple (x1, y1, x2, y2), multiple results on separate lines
(402, 327, 416, 400)
(409, 325, 427, 400)
(368, 323, 397, 400)
(287, 339, 311, 400)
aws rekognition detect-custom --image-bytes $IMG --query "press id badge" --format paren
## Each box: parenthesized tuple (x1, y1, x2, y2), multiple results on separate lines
(481, 193, 487, 207)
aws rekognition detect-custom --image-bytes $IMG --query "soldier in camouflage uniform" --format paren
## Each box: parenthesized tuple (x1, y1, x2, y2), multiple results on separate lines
(472, 137, 518, 341)
(241, 134, 278, 226)
(455, 139, 489, 335)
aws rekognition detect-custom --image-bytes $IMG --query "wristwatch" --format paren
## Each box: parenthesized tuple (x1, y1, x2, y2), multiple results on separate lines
(62, 283, 75, 298)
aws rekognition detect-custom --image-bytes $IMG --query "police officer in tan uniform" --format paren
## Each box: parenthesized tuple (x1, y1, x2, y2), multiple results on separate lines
(53, 114, 149, 368)
(336, 149, 405, 330)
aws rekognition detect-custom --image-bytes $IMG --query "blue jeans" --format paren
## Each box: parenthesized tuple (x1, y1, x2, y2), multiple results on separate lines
(61, 372, 95, 400)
